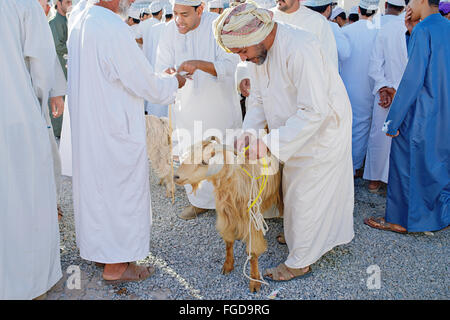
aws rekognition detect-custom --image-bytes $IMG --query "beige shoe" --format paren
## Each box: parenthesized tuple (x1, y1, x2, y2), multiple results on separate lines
(179, 205, 208, 220)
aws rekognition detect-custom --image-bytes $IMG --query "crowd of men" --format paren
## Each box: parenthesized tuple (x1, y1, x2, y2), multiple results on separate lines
(1, 0, 449, 299)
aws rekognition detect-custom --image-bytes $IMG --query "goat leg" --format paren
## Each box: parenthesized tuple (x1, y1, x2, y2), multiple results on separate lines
(221, 241, 235, 275)
(249, 254, 261, 293)
(164, 175, 174, 198)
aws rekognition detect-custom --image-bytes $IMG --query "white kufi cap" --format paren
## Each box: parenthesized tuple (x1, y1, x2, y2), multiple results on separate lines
(359, 0, 380, 10)
(173, 0, 202, 6)
(349, 5, 359, 14)
(127, 6, 141, 19)
(164, 3, 173, 14)
(150, 1, 163, 13)
(386, 0, 406, 6)
(330, 6, 345, 20)
(303, 0, 333, 7)
(208, 0, 224, 9)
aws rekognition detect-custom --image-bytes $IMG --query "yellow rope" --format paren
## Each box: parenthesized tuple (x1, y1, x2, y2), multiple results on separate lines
(239, 145, 270, 286)
(240, 146, 269, 213)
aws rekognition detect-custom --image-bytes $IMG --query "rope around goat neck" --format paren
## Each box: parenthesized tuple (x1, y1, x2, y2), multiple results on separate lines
(240, 147, 269, 286)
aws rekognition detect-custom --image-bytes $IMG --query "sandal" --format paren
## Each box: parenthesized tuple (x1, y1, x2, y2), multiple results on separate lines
(264, 263, 312, 282)
(364, 217, 407, 234)
(57, 206, 63, 221)
(276, 232, 286, 245)
(368, 181, 382, 194)
(103, 262, 155, 284)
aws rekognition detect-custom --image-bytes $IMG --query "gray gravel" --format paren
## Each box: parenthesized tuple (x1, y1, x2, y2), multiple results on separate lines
(46, 166, 450, 300)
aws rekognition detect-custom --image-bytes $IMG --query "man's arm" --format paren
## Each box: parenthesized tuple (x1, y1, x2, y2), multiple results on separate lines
(383, 27, 430, 137)
(177, 42, 240, 80)
(102, 24, 183, 106)
(155, 25, 175, 73)
(320, 19, 339, 69)
(332, 23, 351, 62)
(236, 61, 251, 97)
(368, 31, 389, 95)
(263, 42, 331, 163)
(236, 63, 267, 156)
(177, 60, 217, 77)
(24, 1, 57, 108)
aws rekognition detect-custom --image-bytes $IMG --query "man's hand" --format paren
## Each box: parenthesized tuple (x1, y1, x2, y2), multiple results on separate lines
(378, 87, 396, 108)
(50, 96, 64, 118)
(165, 67, 176, 75)
(175, 73, 187, 89)
(235, 132, 268, 160)
(177, 60, 200, 77)
(382, 87, 396, 108)
(239, 78, 251, 97)
(405, 6, 420, 34)
(386, 130, 400, 138)
(378, 89, 391, 108)
(177, 60, 217, 77)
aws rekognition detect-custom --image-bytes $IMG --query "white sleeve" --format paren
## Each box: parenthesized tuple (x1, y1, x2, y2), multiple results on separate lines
(155, 25, 175, 73)
(50, 56, 67, 97)
(242, 64, 267, 131)
(212, 42, 240, 82)
(263, 42, 331, 163)
(235, 61, 251, 94)
(320, 20, 339, 69)
(23, 1, 57, 105)
(368, 31, 388, 95)
(332, 23, 351, 62)
(102, 25, 178, 106)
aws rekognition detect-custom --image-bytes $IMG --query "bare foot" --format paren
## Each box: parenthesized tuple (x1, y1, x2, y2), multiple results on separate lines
(103, 263, 128, 281)
(368, 181, 382, 193)
(103, 262, 155, 283)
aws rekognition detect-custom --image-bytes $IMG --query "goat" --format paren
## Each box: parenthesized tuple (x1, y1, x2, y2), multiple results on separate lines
(145, 115, 174, 198)
(173, 136, 283, 293)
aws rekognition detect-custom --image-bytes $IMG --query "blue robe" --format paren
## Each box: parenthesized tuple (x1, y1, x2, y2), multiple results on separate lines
(383, 13, 450, 232)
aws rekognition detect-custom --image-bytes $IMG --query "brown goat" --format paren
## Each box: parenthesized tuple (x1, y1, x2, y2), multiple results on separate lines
(145, 115, 174, 198)
(174, 137, 283, 293)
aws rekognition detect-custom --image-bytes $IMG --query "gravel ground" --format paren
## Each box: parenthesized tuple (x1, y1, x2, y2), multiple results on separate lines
(45, 166, 450, 300)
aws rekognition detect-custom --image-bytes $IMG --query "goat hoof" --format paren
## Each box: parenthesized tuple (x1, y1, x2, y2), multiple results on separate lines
(221, 264, 234, 275)
(249, 280, 261, 293)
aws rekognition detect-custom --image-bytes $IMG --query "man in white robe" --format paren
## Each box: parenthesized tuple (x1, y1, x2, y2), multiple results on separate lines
(330, 6, 347, 27)
(235, 0, 339, 105)
(0, 0, 62, 299)
(340, 0, 380, 175)
(38, 0, 68, 221)
(136, 1, 164, 46)
(67, 0, 185, 282)
(341, 0, 401, 176)
(142, 1, 169, 116)
(304, 0, 351, 73)
(208, 0, 224, 14)
(59, 0, 88, 178)
(271, 0, 338, 68)
(214, 3, 354, 280)
(363, 0, 408, 192)
(156, 0, 242, 220)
